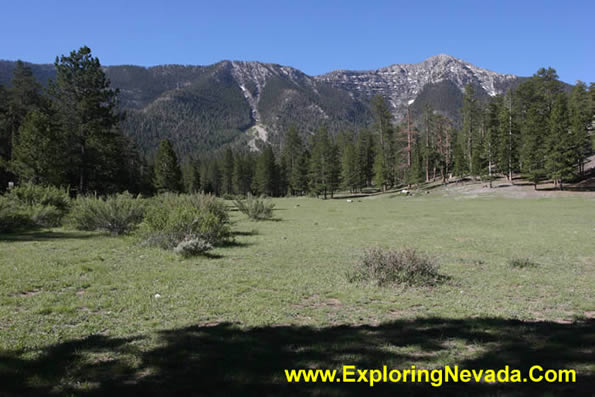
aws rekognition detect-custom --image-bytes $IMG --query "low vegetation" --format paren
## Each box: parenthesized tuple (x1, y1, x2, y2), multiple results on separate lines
(234, 194, 276, 220)
(348, 247, 443, 287)
(140, 193, 230, 255)
(1, 195, 593, 395)
(508, 257, 541, 268)
(0, 183, 70, 230)
(69, 192, 145, 235)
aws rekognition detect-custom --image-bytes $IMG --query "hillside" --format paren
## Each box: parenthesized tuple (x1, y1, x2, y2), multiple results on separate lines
(0, 55, 526, 156)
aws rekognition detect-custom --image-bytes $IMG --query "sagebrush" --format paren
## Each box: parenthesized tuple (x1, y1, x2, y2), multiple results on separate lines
(69, 192, 145, 235)
(348, 247, 443, 287)
(234, 194, 275, 220)
(141, 193, 230, 255)
(0, 183, 71, 229)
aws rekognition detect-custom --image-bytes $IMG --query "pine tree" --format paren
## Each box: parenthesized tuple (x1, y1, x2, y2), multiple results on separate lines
(182, 158, 201, 193)
(371, 96, 395, 191)
(497, 91, 519, 181)
(280, 125, 304, 195)
(341, 142, 358, 192)
(49, 46, 125, 194)
(7, 61, 44, 149)
(221, 147, 234, 195)
(291, 151, 309, 195)
(153, 139, 182, 192)
(309, 127, 340, 199)
(11, 109, 67, 185)
(356, 129, 376, 189)
(462, 84, 480, 176)
(201, 159, 221, 195)
(453, 129, 468, 179)
(253, 145, 277, 196)
(520, 104, 547, 189)
(232, 152, 254, 195)
(568, 82, 592, 175)
(484, 98, 502, 187)
(546, 94, 574, 189)
(0, 85, 10, 191)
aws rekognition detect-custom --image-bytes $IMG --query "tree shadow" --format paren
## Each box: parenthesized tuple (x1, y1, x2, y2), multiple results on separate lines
(0, 230, 97, 242)
(1, 317, 592, 396)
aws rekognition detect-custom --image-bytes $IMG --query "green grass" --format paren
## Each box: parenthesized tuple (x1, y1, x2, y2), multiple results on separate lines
(1, 195, 594, 395)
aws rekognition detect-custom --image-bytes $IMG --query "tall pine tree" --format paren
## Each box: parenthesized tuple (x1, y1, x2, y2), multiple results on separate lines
(153, 139, 182, 193)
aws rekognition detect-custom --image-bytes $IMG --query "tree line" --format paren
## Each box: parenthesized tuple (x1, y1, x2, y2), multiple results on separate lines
(0, 47, 150, 195)
(2, 52, 593, 197)
(155, 67, 593, 197)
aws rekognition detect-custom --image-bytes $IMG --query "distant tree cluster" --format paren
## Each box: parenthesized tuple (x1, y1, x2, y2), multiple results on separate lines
(2, 58, 592, 197)
(154, 67, 593, 198)
(450, 68, 593, 189)
(0, 47, 151, 194)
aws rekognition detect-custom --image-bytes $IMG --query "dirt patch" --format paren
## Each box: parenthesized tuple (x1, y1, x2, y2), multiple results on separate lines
(584, 311, 595, 319)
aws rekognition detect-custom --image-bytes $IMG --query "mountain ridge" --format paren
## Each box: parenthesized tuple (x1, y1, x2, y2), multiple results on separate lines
(0, 55, 526, 157)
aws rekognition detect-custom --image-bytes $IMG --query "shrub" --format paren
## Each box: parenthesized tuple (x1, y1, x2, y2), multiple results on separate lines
(233, 194, 275, 220)
(348, 247, 443, 287)
(508, 257, 540, 268)
(69, 192, 145, 235)
(0, 196, 32, 232)
(4, 183, 70, 227)
(141, 193, 230, 254)
(173, 237, 213, 257)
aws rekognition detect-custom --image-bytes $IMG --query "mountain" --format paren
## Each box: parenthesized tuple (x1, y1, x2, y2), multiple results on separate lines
(316, 54, 523, 120)
(0, 55, 525, 157)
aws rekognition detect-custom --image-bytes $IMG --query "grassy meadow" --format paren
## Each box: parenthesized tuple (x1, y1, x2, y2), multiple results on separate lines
(1, 193, 594, 395)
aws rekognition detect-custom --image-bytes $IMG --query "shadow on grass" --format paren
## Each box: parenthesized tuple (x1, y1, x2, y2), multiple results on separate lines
(1, 317, 592, 396)
(0, 230, 97, 242)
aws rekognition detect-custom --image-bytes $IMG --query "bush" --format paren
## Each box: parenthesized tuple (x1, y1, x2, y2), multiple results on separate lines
(234, 194, 275, 220)
(0, 197, 32, 232)
(141, 193, 230, 254)
(3, 183, 71, 227)
(508, 257, 540, 268)
(173, 237, 213, 257)
(348, 247, 443, 287)
(69, 192, 145, 235)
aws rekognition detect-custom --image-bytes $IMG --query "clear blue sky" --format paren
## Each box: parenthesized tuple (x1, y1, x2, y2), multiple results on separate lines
(1, 0, 592, 84)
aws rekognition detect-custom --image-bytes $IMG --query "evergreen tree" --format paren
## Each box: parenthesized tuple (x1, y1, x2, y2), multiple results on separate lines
(520, 104, 547, 188)
(49, 46, 125, 194)
(462, 84, 480, 176)
(153, 139, 182, 192)
(341, 142, 358, 192)
(371, 96, 395, 190)
(309, 127, 340, 199)
(7, 61, 44, 149)
(221, 147, 234, 195)
(0, 86, 10, 191)
(568, 82, 592, 175)
(252, 145, 277, 196)
(497, 91, 519, 181)
(182, 158, 201, 193)
(484, 98, 502, 187)
(280, 125, 304, 195)
(232, 152, 253, 195)
(453, 129, 468, 178)
(11, 109, 67, 185)
(201, 159, 221, 195)
(545, 94, 574, 189)
(291, 151, 309, 195)
(356, 129, 375, 189)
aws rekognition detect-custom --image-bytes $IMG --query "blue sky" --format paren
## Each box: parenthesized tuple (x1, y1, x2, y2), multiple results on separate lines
(1, 0, 592, 84)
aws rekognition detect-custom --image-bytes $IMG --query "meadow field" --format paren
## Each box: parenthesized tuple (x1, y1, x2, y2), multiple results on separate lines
(1, 192, 594, 395)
